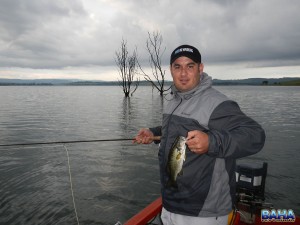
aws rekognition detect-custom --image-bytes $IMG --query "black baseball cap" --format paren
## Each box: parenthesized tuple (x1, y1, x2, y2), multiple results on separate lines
(170, 44, 201, 65)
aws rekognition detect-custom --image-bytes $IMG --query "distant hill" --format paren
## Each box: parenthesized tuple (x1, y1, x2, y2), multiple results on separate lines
(0, 78, 82, 85)
(0, 77, 299, 86)
(212, 77, 300, 85)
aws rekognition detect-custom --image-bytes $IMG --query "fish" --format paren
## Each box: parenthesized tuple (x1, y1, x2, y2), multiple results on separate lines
(166, 136, 187, 188)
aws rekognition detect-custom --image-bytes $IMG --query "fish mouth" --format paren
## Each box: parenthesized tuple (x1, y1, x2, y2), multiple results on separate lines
(179, 136, 187, 142)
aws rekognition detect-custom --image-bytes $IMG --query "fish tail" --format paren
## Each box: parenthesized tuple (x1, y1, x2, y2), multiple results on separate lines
(166, 179, 178, 189)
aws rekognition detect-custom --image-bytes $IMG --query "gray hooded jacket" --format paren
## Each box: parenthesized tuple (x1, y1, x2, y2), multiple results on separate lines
(150, 73, 265, 217)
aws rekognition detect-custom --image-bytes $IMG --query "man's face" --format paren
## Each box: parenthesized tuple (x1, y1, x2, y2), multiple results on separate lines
(170, 56, 204, 92)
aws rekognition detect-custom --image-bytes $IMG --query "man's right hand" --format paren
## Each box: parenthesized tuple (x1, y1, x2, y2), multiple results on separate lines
(133, 128, 155, 144)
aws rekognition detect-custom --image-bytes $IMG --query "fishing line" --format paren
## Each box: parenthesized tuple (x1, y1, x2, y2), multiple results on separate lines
(64, 144, 80, 225)
(0, 137, 160, 224)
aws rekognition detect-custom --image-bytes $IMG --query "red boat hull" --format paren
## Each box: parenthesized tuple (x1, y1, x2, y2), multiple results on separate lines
(123, 197, 300, 225)
(124, 197, 162, 225)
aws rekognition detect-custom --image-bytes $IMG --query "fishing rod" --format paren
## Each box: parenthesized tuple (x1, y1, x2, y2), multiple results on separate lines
(0, 136, 161, 147)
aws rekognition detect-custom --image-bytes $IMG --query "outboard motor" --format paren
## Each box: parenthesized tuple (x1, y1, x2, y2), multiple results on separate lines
(235, 162, 271, 224)
(236, 162, 268, 201)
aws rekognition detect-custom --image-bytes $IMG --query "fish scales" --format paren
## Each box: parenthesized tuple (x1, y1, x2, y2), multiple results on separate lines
(167, 136, 187, 188)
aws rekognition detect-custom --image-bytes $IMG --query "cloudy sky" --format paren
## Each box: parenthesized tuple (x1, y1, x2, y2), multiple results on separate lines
(0, 0, 300, 81)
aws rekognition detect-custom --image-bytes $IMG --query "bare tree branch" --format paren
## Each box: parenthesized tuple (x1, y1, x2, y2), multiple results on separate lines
(115, 39, 140, 97)
(138, 31, 170, 96)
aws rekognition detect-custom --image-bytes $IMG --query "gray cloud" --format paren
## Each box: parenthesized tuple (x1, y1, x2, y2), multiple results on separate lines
(0, 0, 299, 78)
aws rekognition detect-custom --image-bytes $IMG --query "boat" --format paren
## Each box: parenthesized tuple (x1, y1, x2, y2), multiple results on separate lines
(117, 162, 299, 225)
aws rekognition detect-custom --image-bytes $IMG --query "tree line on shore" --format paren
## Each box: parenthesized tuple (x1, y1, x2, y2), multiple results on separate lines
(1, 77, 299, 87)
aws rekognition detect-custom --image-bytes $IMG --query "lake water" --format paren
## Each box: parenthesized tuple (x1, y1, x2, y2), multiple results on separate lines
(0, 85, 299, 225)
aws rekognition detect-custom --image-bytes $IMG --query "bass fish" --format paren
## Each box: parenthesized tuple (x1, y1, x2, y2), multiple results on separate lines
(167, 136, 187, 188)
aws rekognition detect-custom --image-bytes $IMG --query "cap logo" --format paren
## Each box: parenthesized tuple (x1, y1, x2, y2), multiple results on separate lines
(174, 47, 194, 55)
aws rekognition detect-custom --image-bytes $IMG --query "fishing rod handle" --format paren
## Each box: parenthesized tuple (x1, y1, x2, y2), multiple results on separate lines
(152, 136, 161, 141)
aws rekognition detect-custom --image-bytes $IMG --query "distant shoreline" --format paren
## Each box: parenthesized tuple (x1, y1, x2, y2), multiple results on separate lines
(0, 77, 300, 86)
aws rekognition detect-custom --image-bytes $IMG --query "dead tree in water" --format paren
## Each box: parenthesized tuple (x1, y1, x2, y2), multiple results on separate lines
(115, 39, 140, 97)
(139, 31, 170, 96)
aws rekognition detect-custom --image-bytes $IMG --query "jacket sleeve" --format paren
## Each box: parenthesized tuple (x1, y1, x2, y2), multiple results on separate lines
(207, 100, 265, 158)
(149, 126, 162, 144)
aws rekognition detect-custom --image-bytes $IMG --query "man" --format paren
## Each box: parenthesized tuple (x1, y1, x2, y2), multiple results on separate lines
(134, 45, 265, 225)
